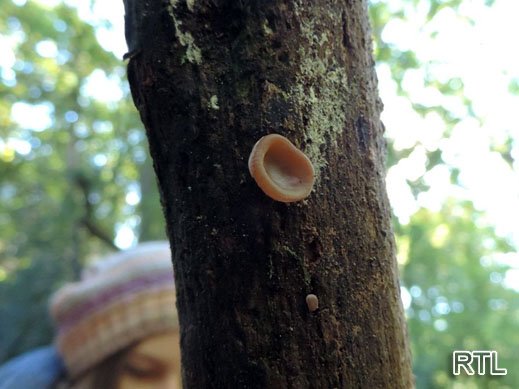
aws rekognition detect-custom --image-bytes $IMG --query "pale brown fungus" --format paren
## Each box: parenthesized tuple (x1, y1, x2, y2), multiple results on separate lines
(248, 134, 315, 203)
(306, 294, 319, 312)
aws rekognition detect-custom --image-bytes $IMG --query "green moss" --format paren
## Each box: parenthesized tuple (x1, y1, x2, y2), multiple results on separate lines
(262, 19, 273, 36)
(186, 0, 195, 12)
(276, 244, 297, 259)
(287, 9, 349, 180)
(209, 95, 220, 110)
(167, 0, 202, 65)
(178, 29, 202, 64)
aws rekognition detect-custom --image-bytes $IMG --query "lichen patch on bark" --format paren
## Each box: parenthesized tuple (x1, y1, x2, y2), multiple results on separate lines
(288, 4, 350, 179)
(167, 0, 202, 64)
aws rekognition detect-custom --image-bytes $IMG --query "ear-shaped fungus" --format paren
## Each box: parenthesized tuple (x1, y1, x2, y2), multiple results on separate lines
(248, 134, 315, 203)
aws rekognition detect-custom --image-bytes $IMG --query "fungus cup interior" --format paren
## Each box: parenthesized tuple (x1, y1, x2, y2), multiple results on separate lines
(248, 134, 315, 202)
(264, 140, 313, 192)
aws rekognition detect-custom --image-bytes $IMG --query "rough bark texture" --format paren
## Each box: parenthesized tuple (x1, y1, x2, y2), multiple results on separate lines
(124, 0, 413, 387)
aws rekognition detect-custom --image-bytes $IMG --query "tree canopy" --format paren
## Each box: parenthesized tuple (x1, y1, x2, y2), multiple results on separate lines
(0, 0, 517, 387)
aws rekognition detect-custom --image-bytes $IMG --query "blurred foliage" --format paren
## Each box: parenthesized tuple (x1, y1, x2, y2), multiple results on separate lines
(370, 0, 518, 388)
(0, 1, 517, 388)
(0, 0, 164, 361)
(396, 203, 518, 388)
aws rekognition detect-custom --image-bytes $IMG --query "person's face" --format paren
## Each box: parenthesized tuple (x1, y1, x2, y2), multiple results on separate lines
(117, 330, 181, 389)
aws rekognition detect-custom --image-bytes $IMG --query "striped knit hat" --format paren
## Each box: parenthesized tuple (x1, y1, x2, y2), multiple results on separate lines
(49, 241, 178, 380)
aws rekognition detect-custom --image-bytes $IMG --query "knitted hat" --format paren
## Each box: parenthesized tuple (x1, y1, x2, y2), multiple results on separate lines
(49, 241, 178, 379)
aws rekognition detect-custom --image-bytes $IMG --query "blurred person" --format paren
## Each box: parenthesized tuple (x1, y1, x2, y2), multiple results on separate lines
(0, 241, 181, 389)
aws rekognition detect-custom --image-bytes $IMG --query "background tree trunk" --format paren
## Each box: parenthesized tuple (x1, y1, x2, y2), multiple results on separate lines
(124, 0, 413, 387)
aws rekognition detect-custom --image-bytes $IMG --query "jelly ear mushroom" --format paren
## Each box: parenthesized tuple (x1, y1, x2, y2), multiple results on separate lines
(248, 134, 315, 203)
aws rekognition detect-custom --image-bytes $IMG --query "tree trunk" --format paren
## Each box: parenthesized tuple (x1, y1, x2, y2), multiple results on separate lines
(123, 0, 413, 387)
(138, 154, 166, 241)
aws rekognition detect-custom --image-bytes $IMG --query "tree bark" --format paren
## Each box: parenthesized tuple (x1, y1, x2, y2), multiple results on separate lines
(124, 0, 413, 387)
(138, 154, 166, 241)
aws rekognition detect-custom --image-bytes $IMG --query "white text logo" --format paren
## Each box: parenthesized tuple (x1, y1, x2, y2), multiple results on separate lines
(452, 351, 507, 376)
